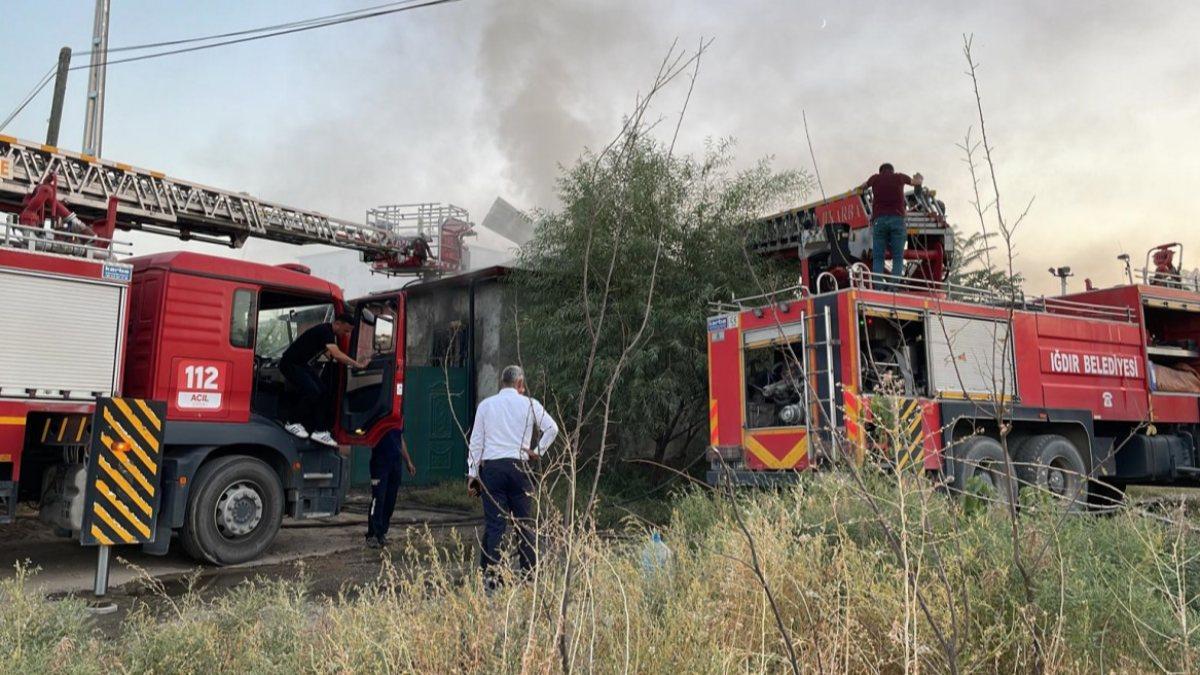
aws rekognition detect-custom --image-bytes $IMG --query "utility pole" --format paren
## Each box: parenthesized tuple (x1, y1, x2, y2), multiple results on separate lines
(46, 47, 72, 147)
(80, 0, 114, 618)
(81, 0, 111, 157)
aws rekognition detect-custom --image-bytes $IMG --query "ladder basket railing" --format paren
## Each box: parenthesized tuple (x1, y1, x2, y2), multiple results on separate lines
(1136, 266, 1200, 293)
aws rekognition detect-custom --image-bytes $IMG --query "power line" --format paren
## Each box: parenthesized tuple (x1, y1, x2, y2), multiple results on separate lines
(0, 0, 460, 133)
(0, 65, 57, 132)
(3, 2, 432, 131)
(79, 0, 432, 57)
(67, 0, 460, 72)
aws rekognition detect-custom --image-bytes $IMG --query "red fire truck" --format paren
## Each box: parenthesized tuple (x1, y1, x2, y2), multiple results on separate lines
(0, 135, 465, 564)
(707, 187, 1200, 507)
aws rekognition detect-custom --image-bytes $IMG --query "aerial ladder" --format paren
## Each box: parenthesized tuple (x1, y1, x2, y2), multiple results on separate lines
(0, 134, 471, 272)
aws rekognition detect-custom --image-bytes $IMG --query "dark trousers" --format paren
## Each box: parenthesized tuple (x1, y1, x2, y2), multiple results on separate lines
(479, 458, 536, 579)
(280, 361, 330, 432)
(367, 434, 403, 541)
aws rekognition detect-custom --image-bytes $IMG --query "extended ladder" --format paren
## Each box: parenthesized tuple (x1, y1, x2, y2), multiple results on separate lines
(0, 135, 427, 273)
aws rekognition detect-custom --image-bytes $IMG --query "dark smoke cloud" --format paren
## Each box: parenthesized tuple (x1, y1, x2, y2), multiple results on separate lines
(476, 0, 656, 209)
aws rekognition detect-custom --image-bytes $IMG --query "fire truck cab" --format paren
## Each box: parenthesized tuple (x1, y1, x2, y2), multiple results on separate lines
(2, 242, 406, 564)
(0, 135, 431, 565)
(129, 252, 405, 561)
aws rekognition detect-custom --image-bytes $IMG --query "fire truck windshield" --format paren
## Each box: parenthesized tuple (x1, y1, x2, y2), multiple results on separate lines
(256, 303, 335, 360)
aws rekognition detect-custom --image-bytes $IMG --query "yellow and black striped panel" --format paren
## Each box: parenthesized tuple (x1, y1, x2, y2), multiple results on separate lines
(893, 399, 926, 471)
(39, 414, 90, 446)
(80, 397, 167, 546)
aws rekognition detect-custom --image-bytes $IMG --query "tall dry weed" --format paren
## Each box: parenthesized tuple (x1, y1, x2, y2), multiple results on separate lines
(2, 477, 1197, 673)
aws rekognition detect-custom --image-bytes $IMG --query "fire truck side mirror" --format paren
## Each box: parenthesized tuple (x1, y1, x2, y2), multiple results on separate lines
(373, 315, 395, 353)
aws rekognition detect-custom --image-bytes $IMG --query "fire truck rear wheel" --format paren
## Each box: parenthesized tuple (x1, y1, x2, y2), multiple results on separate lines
(181, 456, 284, 565)
(1014, 434, 1088, 512)
(954, 435, 1017, 506)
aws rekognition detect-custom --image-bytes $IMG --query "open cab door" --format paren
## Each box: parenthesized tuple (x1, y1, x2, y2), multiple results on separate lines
(337, 292, 405, 446)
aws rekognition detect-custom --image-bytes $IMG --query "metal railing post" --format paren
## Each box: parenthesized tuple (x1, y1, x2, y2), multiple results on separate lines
(824, 306, 837, 460)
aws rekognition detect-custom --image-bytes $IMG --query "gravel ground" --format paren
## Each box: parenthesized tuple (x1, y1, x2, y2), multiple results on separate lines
(0, 494, 482, 637)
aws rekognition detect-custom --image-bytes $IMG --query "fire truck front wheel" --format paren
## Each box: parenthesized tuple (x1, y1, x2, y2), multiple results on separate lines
(181, 456, 284, 565)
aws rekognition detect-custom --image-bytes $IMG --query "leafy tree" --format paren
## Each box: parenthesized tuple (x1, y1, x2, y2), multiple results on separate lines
(948, 225, 1024, 297)
(511, 136, 809, 469)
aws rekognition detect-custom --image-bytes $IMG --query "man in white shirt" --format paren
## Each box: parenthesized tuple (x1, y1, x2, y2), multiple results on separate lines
(468, 365, 558, 584)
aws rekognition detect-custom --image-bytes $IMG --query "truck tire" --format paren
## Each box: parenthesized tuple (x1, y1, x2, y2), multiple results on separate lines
(181, 456, 284, 565)
(1014, 434, 1088, 511)
(953, 435, 1017, 506)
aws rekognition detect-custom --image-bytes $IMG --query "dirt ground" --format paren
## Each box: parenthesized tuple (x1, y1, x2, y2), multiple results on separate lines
(0, 494, 482, 637)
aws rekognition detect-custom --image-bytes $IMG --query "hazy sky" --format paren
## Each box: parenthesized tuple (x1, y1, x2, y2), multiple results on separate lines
(3, 0, 1198, 294)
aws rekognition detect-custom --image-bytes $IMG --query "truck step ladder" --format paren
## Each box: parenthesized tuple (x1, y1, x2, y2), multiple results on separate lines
(801, 306, 839, 462)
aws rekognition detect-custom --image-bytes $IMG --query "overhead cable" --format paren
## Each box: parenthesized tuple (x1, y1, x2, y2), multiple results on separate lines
(0, 0, 459, 132)
(67, 0, 460, 72)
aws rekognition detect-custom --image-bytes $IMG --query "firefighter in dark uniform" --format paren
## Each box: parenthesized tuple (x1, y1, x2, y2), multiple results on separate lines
(366, 428, 417, 548)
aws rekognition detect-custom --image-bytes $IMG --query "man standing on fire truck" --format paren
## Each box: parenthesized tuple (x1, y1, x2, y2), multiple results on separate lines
(862, 164, 923, 278)
(280, 312, 367, 447)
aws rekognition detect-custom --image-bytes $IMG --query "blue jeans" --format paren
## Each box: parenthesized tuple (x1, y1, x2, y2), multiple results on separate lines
(479, 458, 536, 582)
(871, 215, 907, 277)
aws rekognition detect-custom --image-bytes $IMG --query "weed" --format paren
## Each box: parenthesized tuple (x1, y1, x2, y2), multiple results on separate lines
(2, 477, 1197, 672)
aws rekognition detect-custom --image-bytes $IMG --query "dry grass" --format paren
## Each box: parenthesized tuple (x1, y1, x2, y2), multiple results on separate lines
(2, 474, 1198, 673)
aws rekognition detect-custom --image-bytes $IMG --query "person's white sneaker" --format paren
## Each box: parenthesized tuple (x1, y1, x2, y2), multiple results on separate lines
(284, 423, 309, 438)
(310, 431, 338, 447)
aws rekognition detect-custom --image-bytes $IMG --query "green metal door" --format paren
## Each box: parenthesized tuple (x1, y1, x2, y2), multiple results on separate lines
(402, 366, 470, 485)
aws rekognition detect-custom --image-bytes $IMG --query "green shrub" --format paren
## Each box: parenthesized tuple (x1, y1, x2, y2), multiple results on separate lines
(0, 564, 96, 673)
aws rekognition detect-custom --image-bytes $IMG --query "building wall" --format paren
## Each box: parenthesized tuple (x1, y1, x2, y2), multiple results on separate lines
(405, 289, 470, 368)
(473, 282, 513, 400)
(404, 275, 516, 407)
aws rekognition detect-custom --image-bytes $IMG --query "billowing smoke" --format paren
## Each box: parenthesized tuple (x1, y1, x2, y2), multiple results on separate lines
(476, 0, 653, 210)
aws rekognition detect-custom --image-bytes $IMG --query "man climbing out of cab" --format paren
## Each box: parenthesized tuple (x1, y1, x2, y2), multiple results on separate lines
(280, 311, 367, 447)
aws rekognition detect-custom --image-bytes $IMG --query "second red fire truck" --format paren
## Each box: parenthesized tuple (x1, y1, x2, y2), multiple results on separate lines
(708, 187, 1200, 507)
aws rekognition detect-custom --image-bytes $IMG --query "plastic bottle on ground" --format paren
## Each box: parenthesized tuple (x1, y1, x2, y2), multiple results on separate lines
(640, 531, 672, 578)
